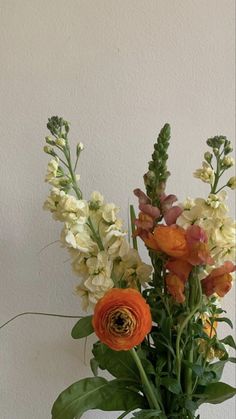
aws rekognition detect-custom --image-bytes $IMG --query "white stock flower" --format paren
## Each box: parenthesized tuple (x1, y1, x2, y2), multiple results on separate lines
(58, 196, 88, 223)
(178, 192, 236, 266)
(69, 250, 89, 278)
(45, 157, 60, 184)
(43, 187, 66, 220)
(102, 203, 119, 223)
(61, 223, 97, 253)
(74, 252, 114, 310)
(136, 263, 153, 283)
(90, 191, 104, 209)
(113, 249, 152, 287)
(193, 162, 215, 185)
(107, 236, 130, 259)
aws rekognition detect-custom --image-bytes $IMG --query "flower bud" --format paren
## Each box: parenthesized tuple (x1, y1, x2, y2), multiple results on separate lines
(144, 170, 155, 187)
(43, 145, 56, 156)
(204, 151, 213, 163)
(222, 156, 234, 168)
(56, 137, 66, 147)
(227, 176, 236, 190)
(45, 136, 55, 145)
(224, 146, 233, 155)
(76, 142, 84, 158)
(213, 147, 219, 156)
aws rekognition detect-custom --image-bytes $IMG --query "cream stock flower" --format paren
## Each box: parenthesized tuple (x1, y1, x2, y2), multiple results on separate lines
(70, 250, 89, 278)
(61, 223, 97, 253)
(107, 236, 130, 259)
(43, 187, 66, 220)
(74, 252, 114, 310)
(90, 191, 104, 209)
(102, 203, 119, 223)
(113, 249, 152, 287)
(58, 196, 88, 223)
(193, 162, 215, 185)
(177, 192, 236, 266)
(45, 157, 60, 184)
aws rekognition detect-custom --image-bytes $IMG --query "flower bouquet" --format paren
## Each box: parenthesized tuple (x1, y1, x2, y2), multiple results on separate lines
(43, 117, 236, 419)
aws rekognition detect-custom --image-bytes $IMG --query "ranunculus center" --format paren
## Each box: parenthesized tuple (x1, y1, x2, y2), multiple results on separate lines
(108, 308, 136, 336)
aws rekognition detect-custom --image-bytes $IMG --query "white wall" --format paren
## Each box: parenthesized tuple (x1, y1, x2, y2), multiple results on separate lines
(0, 1, 235, 418)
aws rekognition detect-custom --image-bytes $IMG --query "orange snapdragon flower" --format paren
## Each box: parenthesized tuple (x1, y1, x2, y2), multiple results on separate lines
(166, 259, 192, 282)
(92, 288, 152, 351)
(144, 225, 188, 258)
(201, 261, 235, 297)
(165, 274, 186, 303)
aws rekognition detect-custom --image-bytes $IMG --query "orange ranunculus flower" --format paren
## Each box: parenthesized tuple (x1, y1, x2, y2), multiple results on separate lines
(92, 288, 152, 351)
(144, 225, 188, 258)
(201, 261, 236, 297)
(165, 273, 186, 303)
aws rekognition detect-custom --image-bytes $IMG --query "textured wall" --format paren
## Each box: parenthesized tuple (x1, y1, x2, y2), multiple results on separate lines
(0, 1, 235, 418)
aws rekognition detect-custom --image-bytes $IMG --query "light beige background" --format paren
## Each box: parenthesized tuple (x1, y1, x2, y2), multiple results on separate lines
(0, 1, 235, 418)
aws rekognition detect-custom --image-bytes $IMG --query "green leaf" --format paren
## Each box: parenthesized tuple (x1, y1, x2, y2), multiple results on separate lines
(160, 377, 181, 395)
(197, 382, 236, 405)
(52, 377, 146, 419)
(220, 335, 236, 350)
(71, 316, 94, 339)
(52, 377, 107, 419)
(198, 361, 226, 385)
(92, 342, 140, 381)
(132, 409, 162, 418)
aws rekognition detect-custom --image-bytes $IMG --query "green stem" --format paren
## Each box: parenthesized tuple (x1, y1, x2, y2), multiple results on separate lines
(176, 274, 202, 388)
(87, 217, 104, 251)
(129, 205, 138, 251)
(64, 145, 82, 199)
(0, 312, 82, 331)
(130, 348, 161, 411)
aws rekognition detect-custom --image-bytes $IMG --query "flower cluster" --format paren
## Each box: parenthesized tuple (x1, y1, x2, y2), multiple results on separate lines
(44, 118, 236, 419)
(43, 118, 152, 311)
(177, 191, 236, 267)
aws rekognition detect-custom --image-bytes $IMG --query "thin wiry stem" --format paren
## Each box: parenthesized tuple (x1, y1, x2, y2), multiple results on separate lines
(0, 312, 82, 331)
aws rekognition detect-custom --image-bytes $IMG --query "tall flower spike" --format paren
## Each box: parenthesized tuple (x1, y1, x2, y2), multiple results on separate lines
(144, 123, 171, 207)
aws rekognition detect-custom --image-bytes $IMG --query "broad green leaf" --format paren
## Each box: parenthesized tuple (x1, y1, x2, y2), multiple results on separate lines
(132, 409, 162, 418)
(160, 377, 181, 395)
(98, 380, 146, 412)
(52, 377, 107, 419)
(198, 360, 227, 386)
(71, 316, 94, 339)
(197, 382, 236, 405)
(220, 335, 236, 350)
(92, 342, 140, 381)
(52, 377, 146, 419)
